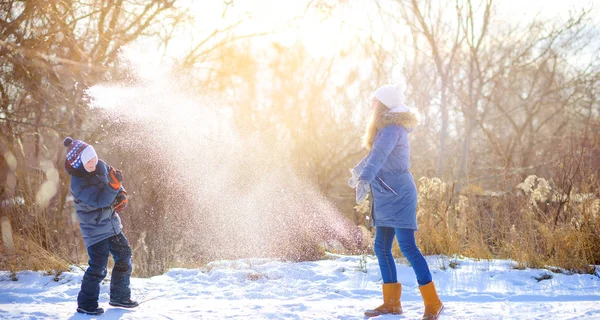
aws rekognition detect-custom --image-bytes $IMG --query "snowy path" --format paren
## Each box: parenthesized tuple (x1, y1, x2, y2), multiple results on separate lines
(1, 255, 599, 319)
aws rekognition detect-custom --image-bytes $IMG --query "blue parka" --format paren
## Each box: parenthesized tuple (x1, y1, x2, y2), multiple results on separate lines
(354, 110, 419, 229)
(67, 159, 123, 248)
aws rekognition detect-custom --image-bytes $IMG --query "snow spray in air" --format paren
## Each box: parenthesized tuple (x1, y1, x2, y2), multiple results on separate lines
(86, 54, 367, 264)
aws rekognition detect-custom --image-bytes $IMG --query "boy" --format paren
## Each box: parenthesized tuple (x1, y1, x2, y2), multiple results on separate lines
(63, 137, 138, 315)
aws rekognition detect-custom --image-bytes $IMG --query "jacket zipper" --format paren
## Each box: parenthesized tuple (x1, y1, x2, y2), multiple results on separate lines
(378, 177, 398, 195)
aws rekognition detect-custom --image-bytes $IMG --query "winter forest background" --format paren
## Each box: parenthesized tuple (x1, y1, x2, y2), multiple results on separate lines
(0, 0, 599, 278)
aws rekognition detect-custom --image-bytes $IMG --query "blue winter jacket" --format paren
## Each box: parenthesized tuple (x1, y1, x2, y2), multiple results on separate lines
(67, 159, 123, 248)
(354, 110, 419, 229)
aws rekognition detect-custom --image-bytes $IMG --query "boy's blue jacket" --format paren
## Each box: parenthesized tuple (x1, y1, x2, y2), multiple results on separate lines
(67, 159, 123, 248)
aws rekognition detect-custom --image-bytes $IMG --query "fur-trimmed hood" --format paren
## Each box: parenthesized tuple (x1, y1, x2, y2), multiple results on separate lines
(363, 106, 420, 150)
(381, 109, 420, 132)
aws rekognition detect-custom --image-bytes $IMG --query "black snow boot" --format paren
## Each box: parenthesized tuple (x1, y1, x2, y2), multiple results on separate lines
(76, 306, 104, 315)
(109, 298, 139, 308)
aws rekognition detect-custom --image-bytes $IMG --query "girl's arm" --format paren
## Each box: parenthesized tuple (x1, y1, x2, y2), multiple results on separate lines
(352, 155, 369, 178)
(358, 125, 401, 183)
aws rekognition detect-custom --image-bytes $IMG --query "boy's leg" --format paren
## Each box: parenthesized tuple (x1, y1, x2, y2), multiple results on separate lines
(77, 239, 110, 310)
(394, 228, 432, 285)
(108, 232, 133, 302)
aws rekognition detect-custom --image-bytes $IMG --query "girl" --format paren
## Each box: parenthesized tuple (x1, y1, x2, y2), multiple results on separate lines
(350, 82, 444, 319)
(63, 137, 138, 315)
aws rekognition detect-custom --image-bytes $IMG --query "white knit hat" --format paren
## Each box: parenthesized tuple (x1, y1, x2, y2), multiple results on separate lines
(374, 80, 407, 111)
(80, 145, 97, 166)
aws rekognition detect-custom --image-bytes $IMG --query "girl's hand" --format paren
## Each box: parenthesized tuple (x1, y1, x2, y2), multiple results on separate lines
(348, 168, 359, 188)
(356, 180, 369, 203)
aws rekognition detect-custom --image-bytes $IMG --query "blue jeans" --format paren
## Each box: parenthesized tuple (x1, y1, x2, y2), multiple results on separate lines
(77, 233, 133, 309)
(374, 227, 432, 286)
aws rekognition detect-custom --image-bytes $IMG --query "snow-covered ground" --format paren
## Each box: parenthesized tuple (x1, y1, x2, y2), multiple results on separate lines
(1, 254, 599, 319)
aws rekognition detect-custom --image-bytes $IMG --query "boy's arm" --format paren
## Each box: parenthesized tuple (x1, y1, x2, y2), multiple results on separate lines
(72, 181, 119, 208)
(71, 160, 121, 209)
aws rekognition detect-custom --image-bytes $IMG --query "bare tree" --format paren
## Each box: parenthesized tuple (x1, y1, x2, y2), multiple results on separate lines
(0, 0, 187, 268)
(399, 0, 466, 179)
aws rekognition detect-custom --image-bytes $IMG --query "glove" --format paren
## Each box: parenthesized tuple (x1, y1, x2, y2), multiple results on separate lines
(108, 166, 123, 190)
(112, 190, 128, 213)
(348, 168, 359, 188)
(356, 179, 370, 203)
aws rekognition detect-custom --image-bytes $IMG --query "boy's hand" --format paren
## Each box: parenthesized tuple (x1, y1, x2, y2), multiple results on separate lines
(108, 167, 123, 190)
(113, 190, 128, 213)
(114, 169, 123, 182)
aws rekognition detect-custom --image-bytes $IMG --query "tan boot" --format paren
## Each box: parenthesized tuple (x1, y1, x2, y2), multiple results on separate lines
(419, 281, 444, 320)
(364, 282, 402, 317)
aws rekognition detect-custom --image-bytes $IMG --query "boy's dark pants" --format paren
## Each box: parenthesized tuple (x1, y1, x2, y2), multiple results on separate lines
(77, 233, 133, 310)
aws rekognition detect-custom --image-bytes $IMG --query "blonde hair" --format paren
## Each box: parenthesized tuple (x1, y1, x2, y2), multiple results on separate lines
(362, 100, 389, 150)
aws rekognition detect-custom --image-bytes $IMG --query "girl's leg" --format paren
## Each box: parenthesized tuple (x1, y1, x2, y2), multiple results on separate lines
(374, 226, 397, 283)
(365, 226, 403, 317)
(394, 228, 432, 286)
(396, 229, 444, 318)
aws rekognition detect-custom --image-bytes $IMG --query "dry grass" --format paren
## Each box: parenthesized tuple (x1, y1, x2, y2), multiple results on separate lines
(3, 170, 598, 276)
(414, 175, 600, 273)
(0, 234, 70, 273)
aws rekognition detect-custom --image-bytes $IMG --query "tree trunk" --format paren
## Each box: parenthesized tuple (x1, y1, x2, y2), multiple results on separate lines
(1, 215, 15, 255)
(437, 82, 448, 178)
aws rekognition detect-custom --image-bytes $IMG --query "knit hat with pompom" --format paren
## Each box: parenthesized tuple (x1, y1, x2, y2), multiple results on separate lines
(63, 137, 96, 170)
